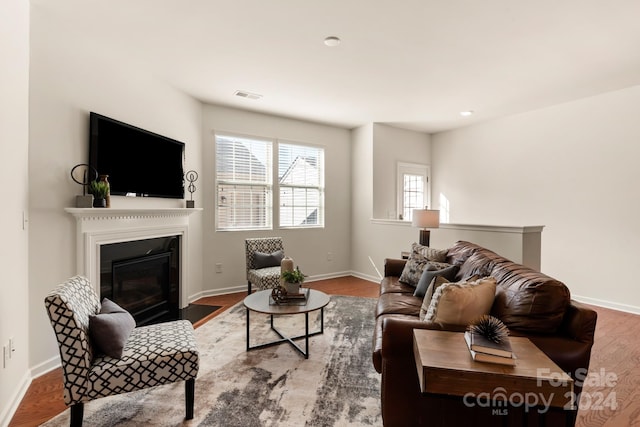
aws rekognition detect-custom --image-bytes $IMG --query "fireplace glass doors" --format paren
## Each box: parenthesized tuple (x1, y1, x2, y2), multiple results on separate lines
(100, 236, 180, 325)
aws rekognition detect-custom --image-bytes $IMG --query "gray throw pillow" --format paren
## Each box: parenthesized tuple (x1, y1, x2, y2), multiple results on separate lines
(89, 298, 136, 359)
(253, 249, 284, 269)
(413, 264, 460, 298)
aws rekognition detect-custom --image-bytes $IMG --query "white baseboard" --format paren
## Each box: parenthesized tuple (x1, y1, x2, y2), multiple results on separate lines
(188, 285, 246, 302)
(349, 271, 381, 283)
(30, 355, 62, 379)
(572, 294, 640, 315)
(188, 271, 367, 302)
(0, 371, 31, 427)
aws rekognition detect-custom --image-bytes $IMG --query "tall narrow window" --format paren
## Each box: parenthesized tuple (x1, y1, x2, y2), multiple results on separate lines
(403, 174, 424, 220)
(397, 162, 430, 221)
(215, 134, 273, 230)
(278, 142, 324, 228)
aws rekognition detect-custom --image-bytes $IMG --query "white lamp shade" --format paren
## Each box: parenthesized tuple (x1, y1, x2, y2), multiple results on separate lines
(412, 209, 440, 229)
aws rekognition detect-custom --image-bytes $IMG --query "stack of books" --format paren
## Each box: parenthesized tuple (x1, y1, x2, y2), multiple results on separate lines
(463, 331, 516, 366)
(283, 290, 307, 301)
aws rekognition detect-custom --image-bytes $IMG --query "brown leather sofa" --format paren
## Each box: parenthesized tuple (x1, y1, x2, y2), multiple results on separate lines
(373, 240, 597, 426)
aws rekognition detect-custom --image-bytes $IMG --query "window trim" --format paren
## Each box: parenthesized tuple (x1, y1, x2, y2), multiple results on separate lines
(214, 132, 325, 231)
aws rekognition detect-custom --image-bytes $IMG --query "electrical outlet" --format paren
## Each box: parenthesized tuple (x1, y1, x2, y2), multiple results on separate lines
(9, 338, 15, 359)
(215, 263, 222, 273)
(327, 252, 333, 261)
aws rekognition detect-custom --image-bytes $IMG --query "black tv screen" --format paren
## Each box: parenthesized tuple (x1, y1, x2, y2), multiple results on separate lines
(89, 112, 185, 199)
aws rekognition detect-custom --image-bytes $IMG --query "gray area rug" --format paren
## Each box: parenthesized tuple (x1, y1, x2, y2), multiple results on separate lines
(42, 295, 382, 426)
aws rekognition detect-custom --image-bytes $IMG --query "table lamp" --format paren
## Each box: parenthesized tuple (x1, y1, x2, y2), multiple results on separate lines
(412, 209, 440, 247)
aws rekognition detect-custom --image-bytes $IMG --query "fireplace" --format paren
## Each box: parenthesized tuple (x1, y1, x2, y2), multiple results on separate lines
(100, 236, 179, 326)
(66, 207, 200, 317)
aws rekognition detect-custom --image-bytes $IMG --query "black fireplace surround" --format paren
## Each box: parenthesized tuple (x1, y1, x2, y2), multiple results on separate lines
(100, 236, 180, 326)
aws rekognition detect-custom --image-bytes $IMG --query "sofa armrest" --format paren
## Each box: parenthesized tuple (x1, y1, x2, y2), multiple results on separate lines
(378, 317, 467, 426)
(381, 317, 466, 361)
(384, 258, 407, 277)
(559, 300, 598, 343)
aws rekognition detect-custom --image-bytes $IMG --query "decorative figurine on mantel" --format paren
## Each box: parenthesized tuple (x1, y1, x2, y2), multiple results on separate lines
(185, 170, 198, 208)
(70, 164, 98, 208)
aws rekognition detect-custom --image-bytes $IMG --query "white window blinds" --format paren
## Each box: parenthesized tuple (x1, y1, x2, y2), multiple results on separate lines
(278, 142, 324, 228)
(216, 134, 273, 230)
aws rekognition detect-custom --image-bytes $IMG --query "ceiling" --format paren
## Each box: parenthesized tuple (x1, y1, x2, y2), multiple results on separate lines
(33, 0, 640, 133)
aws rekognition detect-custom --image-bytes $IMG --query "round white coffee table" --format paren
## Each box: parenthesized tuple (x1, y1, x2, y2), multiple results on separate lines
(243, 288, 330, 358)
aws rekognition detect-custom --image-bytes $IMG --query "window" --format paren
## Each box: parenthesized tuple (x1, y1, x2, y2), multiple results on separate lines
(439, 192, 450, 223)
(397, 162, 430, 221)
(216, 134, 272, 230)
(215, 134, 324, 230)
(279, 142, 324, 228)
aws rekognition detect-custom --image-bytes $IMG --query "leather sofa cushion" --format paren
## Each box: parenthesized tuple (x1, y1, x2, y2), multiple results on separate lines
(380, 276, 415, 294)
(376, 292, 422, 317)
(446, 240, 481, 266)
(490, 261, 570, 333)
(454, 250, 498, 281)
(447, 241, 571, 334)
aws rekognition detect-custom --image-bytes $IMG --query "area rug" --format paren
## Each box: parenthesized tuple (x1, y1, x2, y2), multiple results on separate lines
(42, 295, 382, 426)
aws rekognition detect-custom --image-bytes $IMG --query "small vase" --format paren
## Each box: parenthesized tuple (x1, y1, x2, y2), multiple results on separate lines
(99, 175, 111, 208)
(93, 198, 106, 208)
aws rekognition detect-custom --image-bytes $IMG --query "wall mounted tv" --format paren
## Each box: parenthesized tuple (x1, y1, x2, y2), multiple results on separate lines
(89, 112, 185, 199)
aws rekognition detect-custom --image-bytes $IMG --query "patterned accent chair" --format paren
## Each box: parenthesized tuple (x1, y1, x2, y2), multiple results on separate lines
(245, 237, 285, 294)
(44, 276, 199, 427)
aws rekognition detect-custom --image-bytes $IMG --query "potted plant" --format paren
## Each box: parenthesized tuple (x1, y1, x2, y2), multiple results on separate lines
(89, 180, 109, 208)
(281, 266, 306, 294)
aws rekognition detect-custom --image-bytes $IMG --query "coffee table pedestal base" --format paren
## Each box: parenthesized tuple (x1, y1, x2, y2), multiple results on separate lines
(246, 308, 325, 359)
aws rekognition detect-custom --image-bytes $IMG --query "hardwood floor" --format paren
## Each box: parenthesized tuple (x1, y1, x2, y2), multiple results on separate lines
(9, 276, 639, 427)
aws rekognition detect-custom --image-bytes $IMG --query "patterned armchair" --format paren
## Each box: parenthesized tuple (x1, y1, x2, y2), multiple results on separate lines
(245, 237, 285, 294)
(44, 276, 199, 427)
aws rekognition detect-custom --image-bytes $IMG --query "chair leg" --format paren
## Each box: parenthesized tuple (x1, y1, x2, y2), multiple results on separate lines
(247, 281, 252, 295)
(185, 378, 195, 420)
(70, 402, 84, 427)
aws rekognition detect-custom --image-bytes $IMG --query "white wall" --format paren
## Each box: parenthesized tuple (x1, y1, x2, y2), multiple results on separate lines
(0, 0, 31, 424)
(351, 124, 433, 280)
(199, 104, 352, 295)
(372, 123, 431, 219)
(28, 7, 203, 374)
(432, 86, 640, 313)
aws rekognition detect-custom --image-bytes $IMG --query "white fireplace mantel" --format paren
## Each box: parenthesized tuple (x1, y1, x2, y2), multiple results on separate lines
(65, 207, 202, 308)
(65, 207, 202, 221)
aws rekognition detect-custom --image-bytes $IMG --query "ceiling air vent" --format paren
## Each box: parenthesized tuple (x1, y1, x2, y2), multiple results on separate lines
(234, 90, 262, 100)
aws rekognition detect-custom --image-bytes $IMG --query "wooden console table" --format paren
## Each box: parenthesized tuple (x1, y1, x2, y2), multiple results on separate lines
(413, 330, 575, 426)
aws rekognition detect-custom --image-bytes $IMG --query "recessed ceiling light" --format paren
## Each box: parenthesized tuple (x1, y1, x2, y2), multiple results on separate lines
(234, 90, 262, 100)
(460, 110, 474, 117)
(324, 36, 341, 47)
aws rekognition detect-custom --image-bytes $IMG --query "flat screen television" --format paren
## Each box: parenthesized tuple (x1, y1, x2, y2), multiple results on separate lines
(89, 112, 185, 199)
